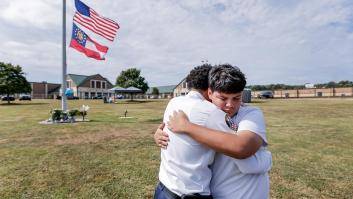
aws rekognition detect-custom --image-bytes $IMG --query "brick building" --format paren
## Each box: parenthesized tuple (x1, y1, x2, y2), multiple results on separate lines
(30, 82, 61, 99)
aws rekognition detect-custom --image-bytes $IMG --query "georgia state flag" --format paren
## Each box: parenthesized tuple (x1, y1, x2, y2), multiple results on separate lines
(69, 23, 108, 60)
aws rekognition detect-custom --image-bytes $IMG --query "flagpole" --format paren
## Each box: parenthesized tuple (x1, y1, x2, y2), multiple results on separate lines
(62, 0, 67, 111)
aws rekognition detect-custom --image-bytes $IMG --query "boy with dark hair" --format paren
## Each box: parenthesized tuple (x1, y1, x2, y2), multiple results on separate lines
(208, 64, 246, 93)
(154, 64, 218, 199)
(166, 64, 271, 199)
(186, 64, 212, 91)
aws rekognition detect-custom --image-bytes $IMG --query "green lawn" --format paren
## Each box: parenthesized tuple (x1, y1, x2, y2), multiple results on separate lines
(0, 98, 352, 198)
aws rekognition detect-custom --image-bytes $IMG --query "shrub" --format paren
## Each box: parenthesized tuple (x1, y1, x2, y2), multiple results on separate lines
(51, 109, 62, 121)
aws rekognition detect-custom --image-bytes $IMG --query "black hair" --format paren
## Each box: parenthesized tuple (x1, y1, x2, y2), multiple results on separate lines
(208, 64, 246, 93)
(186, 64, 212, 90)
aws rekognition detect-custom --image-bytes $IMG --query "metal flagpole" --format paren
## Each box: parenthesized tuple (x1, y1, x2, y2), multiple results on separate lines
(61, 0, 67, 111)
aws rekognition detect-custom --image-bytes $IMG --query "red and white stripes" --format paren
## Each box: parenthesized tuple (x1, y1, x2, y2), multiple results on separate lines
(73, 9, 119, 41)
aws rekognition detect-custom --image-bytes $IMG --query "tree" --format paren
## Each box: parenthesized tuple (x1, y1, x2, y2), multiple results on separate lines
(116, 68, 149, 93)
(0, 62, 31, 104)
(338, 80, 353, 87)
(327, 81, 337, 88)
(152, 87, 159, 96)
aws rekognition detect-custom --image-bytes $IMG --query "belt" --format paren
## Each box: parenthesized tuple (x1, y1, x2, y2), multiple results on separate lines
(159, 182, 213, 199)
(159, 182, 181, 199)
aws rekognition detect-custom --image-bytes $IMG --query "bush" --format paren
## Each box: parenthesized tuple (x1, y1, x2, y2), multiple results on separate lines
(68, 109, 80, 117)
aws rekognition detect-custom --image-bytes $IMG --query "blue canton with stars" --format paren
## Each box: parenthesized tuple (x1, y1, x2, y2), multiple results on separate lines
(72, 23, 87, 46)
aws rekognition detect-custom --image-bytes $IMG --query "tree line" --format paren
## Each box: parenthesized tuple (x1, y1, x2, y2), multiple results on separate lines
(248, 81, 353, 91)
(0, 62, 150, 104)
(2, 61, 353, 103)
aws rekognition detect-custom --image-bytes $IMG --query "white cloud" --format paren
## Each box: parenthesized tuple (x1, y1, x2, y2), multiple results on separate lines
(0, 0, 62, 28)
(0, 0, 352, 86)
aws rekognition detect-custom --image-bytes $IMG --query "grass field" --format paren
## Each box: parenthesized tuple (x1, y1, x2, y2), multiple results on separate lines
(0, 98, 352, 198)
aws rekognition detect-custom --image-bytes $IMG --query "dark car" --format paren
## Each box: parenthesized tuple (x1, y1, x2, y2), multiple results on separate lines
(68, 96, 79, 100)
(257, 90, 274, 99)
(1, 96, 15, 101)
(91, 96, 103, 99)
(19, 95, 31, 101)
(56, 96, 79, 100)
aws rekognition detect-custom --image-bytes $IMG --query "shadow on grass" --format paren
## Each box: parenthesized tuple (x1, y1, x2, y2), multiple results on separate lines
(88, 118, 138, 123)
(115, 100, 159, 104)
(0, 102, 50, 106)
(145, 118, 163, 123)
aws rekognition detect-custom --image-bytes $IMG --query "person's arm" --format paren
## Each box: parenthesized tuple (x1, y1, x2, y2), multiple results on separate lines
(153, 123, 169, 149)
(167, 110, 262, 159)
(233, 149, 272, 174)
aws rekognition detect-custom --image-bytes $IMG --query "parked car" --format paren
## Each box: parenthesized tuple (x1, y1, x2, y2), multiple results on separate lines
(19, 95, 31, 101)
(91, 96, 103, 99)
(68, 96, 79, 100)
(1, 96, 15, 101)
(257, 90, 274, 99)
(56, 96, 79, 100)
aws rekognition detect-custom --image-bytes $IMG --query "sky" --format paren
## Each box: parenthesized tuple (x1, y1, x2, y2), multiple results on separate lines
(0, 0, 353, 87)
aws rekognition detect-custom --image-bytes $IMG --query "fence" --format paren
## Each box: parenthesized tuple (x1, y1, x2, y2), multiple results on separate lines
(252, 87, 353, 98)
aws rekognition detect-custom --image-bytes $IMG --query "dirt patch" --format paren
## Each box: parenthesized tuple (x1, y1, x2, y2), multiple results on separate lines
(0, 137, 39, 145)
(0, 116, 24, 122)
(0, 139, 8, 144)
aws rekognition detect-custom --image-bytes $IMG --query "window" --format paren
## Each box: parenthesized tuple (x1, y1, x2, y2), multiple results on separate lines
(91, 81, 95, 88)
(96, 81, 101, 88)
(102, 82, 106, 89)
(66, 80, 71, 88)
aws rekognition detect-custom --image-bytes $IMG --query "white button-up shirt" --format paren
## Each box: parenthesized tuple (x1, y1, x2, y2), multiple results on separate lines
(159, 90, 227, 196)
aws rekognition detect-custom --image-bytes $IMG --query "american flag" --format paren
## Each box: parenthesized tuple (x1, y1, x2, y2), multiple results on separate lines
(73, 0, 119, 42)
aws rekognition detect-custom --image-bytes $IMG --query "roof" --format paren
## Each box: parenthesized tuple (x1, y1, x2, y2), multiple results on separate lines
(67, 74, 89, 86)
(175, 78, 186, 88)
(67, 74, 113, 87)
(125, 86, 142, 92)
(110, 86, 126, 92)
(110, 86, 142, 93)
(146, 85, 176, 94)
(29, 81, 61, 85)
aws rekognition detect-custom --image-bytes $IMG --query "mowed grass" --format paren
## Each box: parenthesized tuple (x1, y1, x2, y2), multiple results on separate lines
(0, 98, 352, 198)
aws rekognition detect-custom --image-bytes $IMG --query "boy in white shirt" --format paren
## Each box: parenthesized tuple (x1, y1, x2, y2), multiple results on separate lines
(155, 64, 271, 199)
(155, 64, 221, 199)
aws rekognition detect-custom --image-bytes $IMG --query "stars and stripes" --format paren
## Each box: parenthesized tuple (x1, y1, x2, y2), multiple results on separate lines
(70, 0, 119, 60)
(73, 0, 119, 42)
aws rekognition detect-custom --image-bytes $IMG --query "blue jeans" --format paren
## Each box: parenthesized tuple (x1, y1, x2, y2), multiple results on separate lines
(154, 182, 179, 199)
(154, 182, 213, 199)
